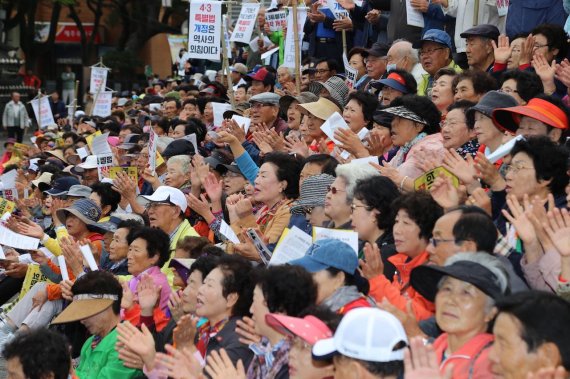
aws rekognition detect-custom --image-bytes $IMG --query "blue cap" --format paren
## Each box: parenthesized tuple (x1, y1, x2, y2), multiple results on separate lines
(413, 29, 452, 49)
(377, 72, 411, 94)
(44, 176, 81, 196)
(289, 239, 358, 274)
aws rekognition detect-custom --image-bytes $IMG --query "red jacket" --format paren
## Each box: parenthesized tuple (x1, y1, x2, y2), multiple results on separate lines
(369, 251, 434, 320)
(433, 333, 494, 379)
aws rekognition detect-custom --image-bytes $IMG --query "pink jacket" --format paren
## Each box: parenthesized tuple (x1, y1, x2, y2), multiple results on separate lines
(389, 133, 445, 179)
(520, 248, 560, 292)
(433, 333, 494, 379)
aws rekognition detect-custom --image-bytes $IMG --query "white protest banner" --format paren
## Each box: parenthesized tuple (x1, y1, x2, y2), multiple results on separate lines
(230, 3, 260, 44)
(343, 53, 358, 89)
(320, 112, 350, 145)
(261, 46, 280, 64)
(58, 255, 69, 281)
(148, 131, 158, 175)
(90, 132, 112, 155)
(89, 66, 109, 94)
(212, 102, 232, 128)
(269, 226, 313, 266)
(1, 169, 17, 189)
(265, 10, 287, 32)
(97, 153, 114, 181)
(406, 0, 424, 28)
(327, 0, 350, 19)
(77, 146, 89, 160)
(30, 96, 55, 128)
(219, 220, 240, 244)
(313, 226, 359, 254)
(283, 7, 307, 69)
(188, 0, 222, 61)
(80, 244, 98, 271)
(92, 91, 113, 117)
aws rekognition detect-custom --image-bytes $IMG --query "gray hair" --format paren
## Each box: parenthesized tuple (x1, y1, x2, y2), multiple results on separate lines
(277, 65, 295, 78)
(167, 155, 192, 174)
(335, 162, 380, 202)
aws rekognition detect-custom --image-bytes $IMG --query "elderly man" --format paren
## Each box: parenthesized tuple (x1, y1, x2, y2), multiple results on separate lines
(386, 40, 425, 85)
(249, 92, 287, 133)
(362, 42, 389, 89)
(137, 186, 198, 280)
(314, 58, 339, 83)
(415, 29, 462, 96)
(164, 155, 192, 192)
(246, 67, 275, 95)
(460, 24, 499, 72)
(51, 271, 142, 378)
(2, 91, 29, 142)
(163, 98, 181, 120)
(489, 291, 570, 378)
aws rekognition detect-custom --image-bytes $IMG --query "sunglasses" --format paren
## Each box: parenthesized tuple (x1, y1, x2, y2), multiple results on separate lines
(327, 185, 346, 195)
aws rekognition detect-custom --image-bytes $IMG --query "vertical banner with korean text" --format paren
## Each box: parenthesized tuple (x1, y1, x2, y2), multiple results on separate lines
(30, 96, 55, 128)
(230, 3, 261, 44)
(187, 0, 222, 61)
(283, 7, 307, 69)
(89, 67, 109, 94)
(92, 91, 113, 117)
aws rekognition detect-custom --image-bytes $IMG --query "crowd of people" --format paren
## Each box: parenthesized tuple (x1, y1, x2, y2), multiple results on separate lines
(1, 0, 570, 378)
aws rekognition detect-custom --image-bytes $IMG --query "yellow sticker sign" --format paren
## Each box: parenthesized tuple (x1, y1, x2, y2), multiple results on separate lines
(0, 197, 16, 214)
(414, 166, 459, 191)
(109, 166, 138, 183)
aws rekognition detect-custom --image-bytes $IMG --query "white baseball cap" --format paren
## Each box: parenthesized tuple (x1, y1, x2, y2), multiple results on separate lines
(312, 308, 408, 363)
(137, 185, 188, 212)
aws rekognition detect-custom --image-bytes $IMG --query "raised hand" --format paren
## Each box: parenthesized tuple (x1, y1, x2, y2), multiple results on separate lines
(519, 34, 536, 66)
(202, 172, 223, 205)
(205, 349, 247, 379)
(474, 152, 504, 190)
(236, 316, 262, 346)
(173, 314, 198, 352)
(116, 322, 156, 370)
(501, 194, 537, 244)
(60, 279, 75, 301)
(168, 290, 185, 322)
(532, 53, 556, 85)
(492, 35, 513, 64)
(137, 274, 161, 316)
(121, 281, 135, 311)
(156, 344, 203, 379)
(359, 242, 384, 280)
(429, 173, 460, 210)
(404, 337, 453, 379)
(442, 149, 478, 186)
(335, 128, 368, 157)
(60, 236, 85, 276)
(467, 188, 492, 216)
(543, 207, 570, 257)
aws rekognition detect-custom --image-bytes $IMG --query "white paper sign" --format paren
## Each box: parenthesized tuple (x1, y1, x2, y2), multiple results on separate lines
(320, 112, 350, 145)
(30, 96, 55, 128)
(352, 156, 379, 165)
(80, 244, 99, 271)
(283, 7, 308, 69)
(343, 53, 358, 89)
(0, 224, 40, 250)
(89, 66, 109, 94)
(269, 226, 313, 266)
(0, 245, 5, 260)
(230, 3, 260, 44)
(148, 131, 158, 175)
(265, 10, 288, 31)
(97, 153, 114, 180)
(487, 134, 524, 164)
(220, 220, 240, 244)
(212, 102, 232, 128)
(92, 91, 113, 117)
(261, 47, 280, 64)
(406, 0, 425, 28)
(77, 146, 90, 160)
(313, 226, 359, 254)
(188, 0, 222, 61)
(0, 170, 18, 189)
(249, 36, 273, 53)
(232, 115, 251, 135)
(90, 132, 112, 155)
(497, 0, 509, 17)
(58, 255, 70, 281)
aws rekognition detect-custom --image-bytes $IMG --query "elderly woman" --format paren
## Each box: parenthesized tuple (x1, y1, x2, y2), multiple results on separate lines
(498, 70, 544, 106)
(229, 152, 302, 259)
(291, 173, 335, 230)
(276, 65, 295, 91)
(375, 69, 417, 106)
(375, 95, 445, 191)
(279, 92, 319, 138)
(247, 264, 317, 378)
(291, 239, 374, 314)
(122, 226, 172, 324)
(347, 47, 369, 89)
(326, 162, 379, 230)
(431, 68, 457, 116)
(351, 176, 400, 278)
(365, 191, 443, 321)
(298, 97, 342, 153)
(410, 253, 510, 378)
(441, 100, 479, 158)
(453, 70, 497, 103)
(333, 92, 378, 159)
(164, 155, 192, 192)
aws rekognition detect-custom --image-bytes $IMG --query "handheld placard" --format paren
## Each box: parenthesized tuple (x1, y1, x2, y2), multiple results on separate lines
(58, 255, 70, 281)
(79, 244, 98, 271)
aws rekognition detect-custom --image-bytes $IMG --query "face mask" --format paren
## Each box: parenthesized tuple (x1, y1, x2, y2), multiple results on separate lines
(386, 63, 397, 73)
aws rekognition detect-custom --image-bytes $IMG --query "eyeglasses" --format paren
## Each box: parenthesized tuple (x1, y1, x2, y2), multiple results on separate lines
(504, 163, 534, 174)
(533, 43, 550, 50)
(419, 47, 445, 56)
(315, 69, 330, 74)
(350, 204, 369, 213)
(145, 201, 174, 209)
(251, 102, 274, 109)
(327, 185, 346, 195)
(429, 237, 456, 247)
